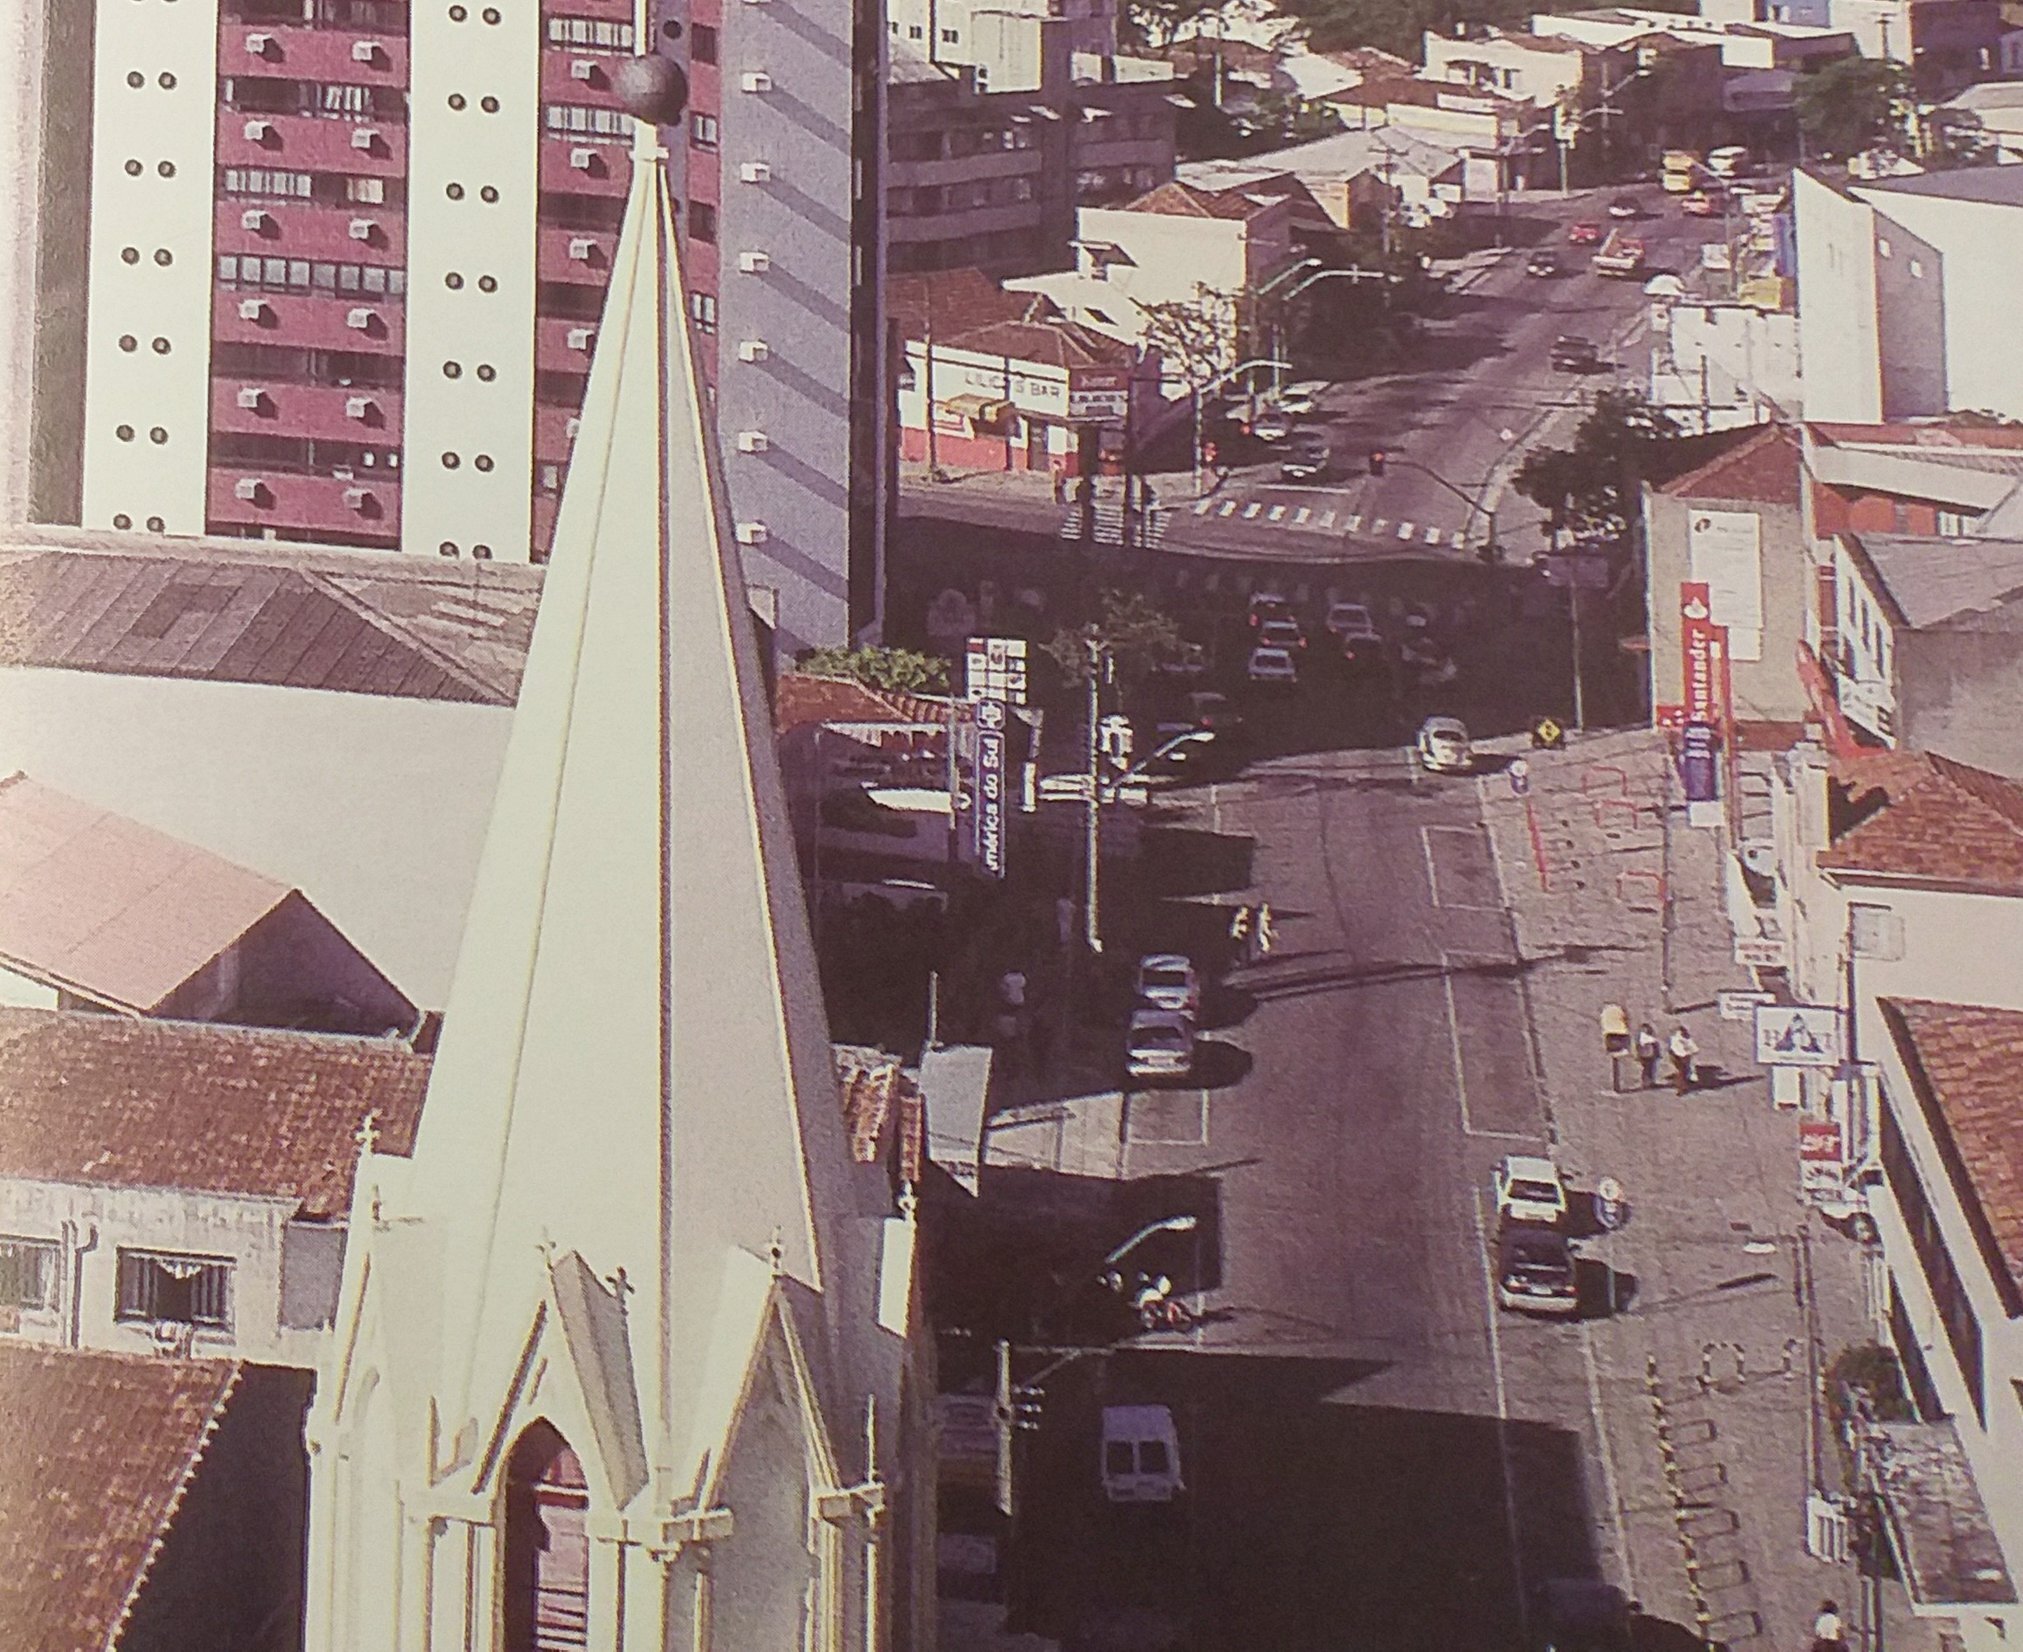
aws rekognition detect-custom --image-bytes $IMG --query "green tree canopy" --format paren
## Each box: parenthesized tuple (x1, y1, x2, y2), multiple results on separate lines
(1046, 589, 1186, 684)
(1513, 389, 1683, 540)
(1797, 57, 1914, 160)
(797, 644, 952, 695)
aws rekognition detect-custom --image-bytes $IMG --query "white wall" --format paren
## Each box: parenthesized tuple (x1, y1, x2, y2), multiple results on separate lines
(1794, 170, 1884, 423)
(401, 0, 544, 562)
(1652, 302, 1802, 428)
(0, 670, 511, 1008)
(1850, 186, 2023, 423)
(0, 1177, 330, 1367)
(1076, 203, 1249, 304)
(0, 967, 58, 1010)
(80, 0, 221, 537)
(1422, 33, 1583, 108)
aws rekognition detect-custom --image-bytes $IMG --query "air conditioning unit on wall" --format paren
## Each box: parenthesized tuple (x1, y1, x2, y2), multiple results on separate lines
(236, 386, 267, 410)
(740, 161, 773, 184)
(348, 218, 377, 242)
(735, 430, 770, 453)
(738, 251, 771, 274)
(737, 339, 769, 362)
(242, 118, 274, 142)
(566, 327, 595, 351)
(345, 307, 376, 330)
(238, 297, 271, 321)
(735, 521, 770, 545)
(240, 208, 271, 232)
(741, 71, 773, 93)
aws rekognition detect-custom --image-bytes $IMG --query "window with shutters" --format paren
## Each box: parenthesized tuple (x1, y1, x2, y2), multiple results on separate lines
(0, 1238, 57, 1312)
(116, 1250, 232, 1330)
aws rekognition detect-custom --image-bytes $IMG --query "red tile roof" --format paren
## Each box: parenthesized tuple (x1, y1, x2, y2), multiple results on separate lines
(1820, 750, 2023, 892)
(0, 1009, 430, 1217)
(1881, 999, 2023, 1299)
(1809, 420, 2023, 451)
(887, 267, 1057, 344)
(1121, 179, 1275, 221)
(0, 1343, 238, 1652)
(1658, 421, 1803, 505)
(938, 318, 1133, 369)
(773, 673, 952, 734)
(0, 773, 293, 1012)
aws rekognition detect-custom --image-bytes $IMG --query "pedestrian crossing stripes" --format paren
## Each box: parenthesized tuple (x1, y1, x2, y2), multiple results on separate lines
(1293, 507, 1310, 525)
(1160, 495, 1480, 552)
(1268, 505, 1286, 522)
(1396, 521, 1414, 540)
(1053, 502, 1167, 548)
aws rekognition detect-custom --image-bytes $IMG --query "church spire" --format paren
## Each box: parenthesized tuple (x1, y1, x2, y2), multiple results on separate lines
(399, 115, 880, 1440)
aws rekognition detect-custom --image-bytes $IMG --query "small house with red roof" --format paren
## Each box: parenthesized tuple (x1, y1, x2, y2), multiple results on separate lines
(1642, 421, 1809, 730)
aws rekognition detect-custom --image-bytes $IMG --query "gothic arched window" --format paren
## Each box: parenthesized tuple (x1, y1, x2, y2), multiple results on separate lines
(502, 1422, 590, 1651)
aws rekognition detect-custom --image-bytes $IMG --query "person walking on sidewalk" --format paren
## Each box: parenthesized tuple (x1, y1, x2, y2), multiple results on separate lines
(1668, 1025, 1700, 1095)
(1229, 904, 1253, 962)
(1255, 903, 1277, 957)
(1635, 1022, 1662, 1090)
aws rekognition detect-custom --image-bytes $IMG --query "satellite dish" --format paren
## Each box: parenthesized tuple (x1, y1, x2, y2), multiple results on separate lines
(1644, 273, 1687, 297)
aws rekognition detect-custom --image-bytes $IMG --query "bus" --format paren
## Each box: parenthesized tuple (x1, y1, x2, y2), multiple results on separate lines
(1661, 150, 1701, 193)
(1707, 145, 1751, 179)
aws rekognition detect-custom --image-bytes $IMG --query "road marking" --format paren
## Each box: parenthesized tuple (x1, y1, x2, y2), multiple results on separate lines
(1424, 524, 1443, 544)
(1371, 518, 1387, 534)
(1217, 501, 1237, 517)
(1343, 513, 1359, 532)
(1319, 510, 1337, 529)
(1442, 950, 1539, 1143)
(1451, 530, 1466, 548)
(1582, 1321, 1639, 1602)
(1268, 504, 1286, 522)
(1397, 520, 1415, 540)
(1422, 824, 1505, 913)
(1421, 822, 1446, 909)
(1294, 506, 1311, 525)
(1242, 502, 1262, 519)
(1193, 498, 1212, 515)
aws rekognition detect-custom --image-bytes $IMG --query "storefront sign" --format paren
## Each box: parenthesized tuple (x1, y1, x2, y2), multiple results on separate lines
(1719, 988, 1776, 1021)
(1681, 720, 1719, 803)
(974, 697, 1008, 879)
(1068, 366, 1131, 422)
(1689, 509, 1763, 661)
(1754, 1003, 1842, 1068)
(965, 636, 1029, 706)
(1734, 936, 1789, 969)
(1798, 1117, 1845, 1196)
(1681, 582, 1722, 725)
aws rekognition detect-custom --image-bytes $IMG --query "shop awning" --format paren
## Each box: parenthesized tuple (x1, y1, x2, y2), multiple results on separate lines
(940, 394, 1010, 422)
(1868, 1421, 2017, 1612)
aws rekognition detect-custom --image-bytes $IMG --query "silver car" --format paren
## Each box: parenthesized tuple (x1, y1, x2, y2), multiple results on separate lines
(1127, 1009, 1196, 1080)
(1416, 716, 1472, 773)
(1135, 953, 1200, 1015)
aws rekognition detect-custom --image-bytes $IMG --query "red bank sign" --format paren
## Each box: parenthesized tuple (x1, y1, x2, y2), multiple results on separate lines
(1680, 581, 1724, 726)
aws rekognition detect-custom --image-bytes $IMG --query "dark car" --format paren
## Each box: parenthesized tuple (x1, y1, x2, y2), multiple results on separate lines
(1496, 1225, 1579, 1316)
(1279, 429, 1331, 482)
(1549, 335, 1600, 373)
(1525, 250, 1561, 278)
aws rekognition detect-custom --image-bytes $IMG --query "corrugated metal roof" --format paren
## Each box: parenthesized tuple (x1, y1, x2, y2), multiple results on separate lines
(0, 774, 293, 1011)
(0, 527, 538, 705)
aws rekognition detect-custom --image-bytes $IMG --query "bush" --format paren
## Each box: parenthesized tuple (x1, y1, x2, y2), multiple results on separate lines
(1826, 1342, 1917, 1431)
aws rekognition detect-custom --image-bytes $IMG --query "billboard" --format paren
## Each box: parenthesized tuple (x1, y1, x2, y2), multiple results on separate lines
(1689, 509, 1762, 662)
(1680, 581, 1728, 726)
(1754, 1004, 1843, 1069)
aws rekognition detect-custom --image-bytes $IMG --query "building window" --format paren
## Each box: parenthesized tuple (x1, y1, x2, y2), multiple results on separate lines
(546, 15, 634, 47)
(220, 167, 314, 199)
(908, 24, 923, 37)
(217, 254, 407, 298)
(690, 291, 718, 333)
(346, 176, 388, 205)
(691, 112, 719, 150)
(0, 1238, 56, 1313)
(941, 26, 959, 40)
(116, 1250, 232, 1330)
(544, 103, 631, 138)
(1882, 1099, 1985, 1421)
(689, 202, 717, 243)
(1937, 509, 1978, 536)
(691, 23, 718, 62)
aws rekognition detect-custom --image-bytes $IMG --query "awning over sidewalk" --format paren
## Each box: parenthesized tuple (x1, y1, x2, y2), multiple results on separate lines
(1868, 1421, 2018, 1612)
(939, 394, 1011, 423)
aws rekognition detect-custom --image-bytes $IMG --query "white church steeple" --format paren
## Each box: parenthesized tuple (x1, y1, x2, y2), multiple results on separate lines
(302, 93, 917, 1652)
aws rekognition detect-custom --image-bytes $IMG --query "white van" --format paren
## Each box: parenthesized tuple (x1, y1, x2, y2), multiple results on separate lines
(1707, 145, 1749, 179)
(1100, 1405, 1185, 1503)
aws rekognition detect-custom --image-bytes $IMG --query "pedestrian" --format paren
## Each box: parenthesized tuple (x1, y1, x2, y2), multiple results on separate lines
(1600, 1001, 1631, 1090)
(1051, 462, 1068, 504)
(1635, 1022, 1662, 1089)
(1669, 1025, 1699, 1095)
(1228, 904, 1253, 961)
(1255, 903, 1277, 957)
(1811, 1600, 1845, 1652)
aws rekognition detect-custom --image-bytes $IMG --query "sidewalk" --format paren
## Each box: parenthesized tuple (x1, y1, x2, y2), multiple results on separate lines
(1476, 727, 1920, 1652)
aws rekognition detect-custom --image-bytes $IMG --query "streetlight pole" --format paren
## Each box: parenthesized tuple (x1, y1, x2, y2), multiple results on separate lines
(1083, 639, 1105, 955)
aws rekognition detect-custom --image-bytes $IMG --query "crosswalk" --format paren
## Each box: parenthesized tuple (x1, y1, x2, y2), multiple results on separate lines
(1185, 495, 1474, 550)
(1054, 500, 1169, 548)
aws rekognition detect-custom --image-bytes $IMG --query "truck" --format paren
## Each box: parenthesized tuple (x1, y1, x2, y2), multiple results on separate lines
(1660, 149, 1701, 193)
(1707, 144, 1750, 179)
(1590, 229, 1646, 277)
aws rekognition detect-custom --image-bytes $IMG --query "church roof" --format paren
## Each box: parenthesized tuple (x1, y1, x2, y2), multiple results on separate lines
(397, 127, 887, 1451)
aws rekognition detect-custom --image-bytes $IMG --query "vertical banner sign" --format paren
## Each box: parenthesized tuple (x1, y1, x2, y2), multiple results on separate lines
(1680, 721, 1720, 803)
(1681, 581, 1718, 724)
(975, 697, 1008, 879)
(966, 637, 1029, 706)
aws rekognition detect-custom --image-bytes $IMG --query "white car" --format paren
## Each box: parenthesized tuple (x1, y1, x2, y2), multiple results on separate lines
(1494, 1154, 1570, 1229)
(1274, 380, 1328, 418)
(1135, 953, 1200, 1015)
(1325, 600, 1379, 640)
(1246, 645, 1298, 686)
(1250, 410, 1293, 443)
(1127, 1009, 1196, 1080)
(1416, 716, 1472, 772)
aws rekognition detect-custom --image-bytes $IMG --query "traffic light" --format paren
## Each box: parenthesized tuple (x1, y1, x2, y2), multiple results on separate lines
(1368, 448, 1387, 476)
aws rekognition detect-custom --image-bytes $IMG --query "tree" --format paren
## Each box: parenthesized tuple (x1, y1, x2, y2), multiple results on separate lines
(1139, 286, 1244, 482)
(1125, 0, 1228, 50)
(1797, 57, 1913, 160)
(797, 644, 952, 695)
(1045, 589, 1185, 685)
(1513, 389, 1683, 540)
(1924, 105, 1996, 168)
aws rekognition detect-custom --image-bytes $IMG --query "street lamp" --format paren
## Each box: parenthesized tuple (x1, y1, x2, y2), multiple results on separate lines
(1080, 715, 1215, 954)
(1364, 452, 1501, 555)
(1099, 1214, 1200, 1273)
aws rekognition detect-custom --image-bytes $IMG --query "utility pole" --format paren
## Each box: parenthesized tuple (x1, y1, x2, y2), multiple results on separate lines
(1083, 639, 1106, 954)
(1569, 577, 1587, 733)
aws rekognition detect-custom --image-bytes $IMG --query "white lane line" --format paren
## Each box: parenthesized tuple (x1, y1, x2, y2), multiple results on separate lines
(1193, 498, 1212, 515)
(1424, 524, 1443, 544)
(1421, 823, 1445, 909)
(1451, 530, 1467, 548)
(1242, 502, 1262, 519)
(1423, 824, 1505, 912)
(1268, 504, 1286, 522)
(1472, 1193, 1530, 1642)
(1344, 513, 1360, 532)
(1217, 500, 1237, 517)
(1397, 520, 1416, 540)
(1444, 948, 1541, 1143)
(1294, 506, 1311, 525)
(1371, 518, 1387, 534)
(1319, 510, 1337, 529)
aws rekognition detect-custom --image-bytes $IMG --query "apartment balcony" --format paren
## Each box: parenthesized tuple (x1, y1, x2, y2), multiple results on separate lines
(221, 22, 409, 87)
(216, 198, 408, 263)
(540, 51, 632, 105)
(536, 317, 602, 373)
(537, 225, 618, 282)
(886, 149, 1045, 189)
(538, 138, 631, 198)
(216, 291, 405, 355)
(208, 466, 402, 538)
(888, 203, 1045, 243)
(218, 112, 408, 177)
(212, 377, 404, 442)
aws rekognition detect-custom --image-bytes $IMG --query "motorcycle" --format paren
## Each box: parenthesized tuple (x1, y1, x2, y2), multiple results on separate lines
(1102, 1270, 1198, 1332)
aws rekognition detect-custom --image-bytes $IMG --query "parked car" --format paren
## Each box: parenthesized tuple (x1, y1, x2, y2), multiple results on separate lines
(1247, 590, 1294, 630)
(1706, 144, 1750, 178)
(1126, 1009, 1196, 1080)
(1324, 599, 1379, 640)
(1135, 953, 1200, 1015)
(1680, 190, 1719, 218)
(1494, 1153, 1570, 1229)
(1246, 645, 1299, 686)
(1496, 1225, 1580, 1316)
(1549, 335, 1599, 373)
(1606, 194, 1641, 219)
(1566, 221, 1602, 245)
(1280, 429, 1331, 482)
(1250, 409, 1293, 443)
(1275, 380, 1328, 418)
(1415, 715, 1472, 772)
(1101, 1405, 1185, 1502)
(1257, 616, 1306, 653)
(1525, 250, 1561, 278)
(1154, 641, 1210, 680)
